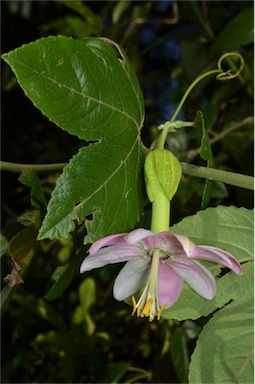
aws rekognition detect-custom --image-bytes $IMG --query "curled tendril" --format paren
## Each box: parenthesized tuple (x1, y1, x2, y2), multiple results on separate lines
(216, 52, 244, 80)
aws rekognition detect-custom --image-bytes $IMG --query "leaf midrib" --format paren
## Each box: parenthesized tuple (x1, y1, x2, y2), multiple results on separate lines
(9, 57, 142, 133)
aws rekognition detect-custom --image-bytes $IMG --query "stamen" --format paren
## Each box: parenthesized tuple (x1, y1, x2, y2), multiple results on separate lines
(157, 303, 168, 320)
(131, 295, 137, 316)
(142, 298, 153, 316)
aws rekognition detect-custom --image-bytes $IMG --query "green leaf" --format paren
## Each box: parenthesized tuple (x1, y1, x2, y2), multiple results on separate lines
(212, 7, 254, 53)
(194, 110, 215, 209)
(19, 171, 47, 208)
(2, 36, 145, 242)
(189, 297, 254, 384)
(162, 206, 253, 321)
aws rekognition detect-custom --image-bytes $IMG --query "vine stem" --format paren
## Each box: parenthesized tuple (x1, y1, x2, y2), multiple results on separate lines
(181, 163, 254, 191)
(0, 161, 66, 173)
(1, 161, 253, 190)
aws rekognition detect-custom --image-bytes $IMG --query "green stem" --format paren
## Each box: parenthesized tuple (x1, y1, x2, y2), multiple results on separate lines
(1, 161, 253, 190)
(151, 191, 170, 233)
(158, 69, 221, 149)
(181, 162, 254, 191)
(0, 161, 67, 173)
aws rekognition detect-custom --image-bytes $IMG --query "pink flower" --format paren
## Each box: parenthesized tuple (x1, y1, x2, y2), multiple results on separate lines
(80, 228, 242, 321)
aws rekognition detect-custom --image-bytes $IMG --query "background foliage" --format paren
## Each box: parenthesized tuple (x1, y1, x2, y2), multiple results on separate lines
(1, 1, 253, 383)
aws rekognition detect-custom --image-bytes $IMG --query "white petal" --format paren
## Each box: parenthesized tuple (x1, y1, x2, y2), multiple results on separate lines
(113, 259, 150, 301)
(168, 258, 216, 300)
(80, 245, 144, 273)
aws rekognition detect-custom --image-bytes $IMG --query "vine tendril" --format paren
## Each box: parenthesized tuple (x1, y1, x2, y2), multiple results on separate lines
(216, 52, 244, 80)
(157, 52, 245, 149)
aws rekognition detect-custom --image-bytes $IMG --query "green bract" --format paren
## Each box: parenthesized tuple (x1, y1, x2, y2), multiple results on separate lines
(144, 149, 182, 202)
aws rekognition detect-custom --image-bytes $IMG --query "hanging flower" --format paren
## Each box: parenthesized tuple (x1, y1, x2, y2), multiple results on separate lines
(80, 228, 242, 321)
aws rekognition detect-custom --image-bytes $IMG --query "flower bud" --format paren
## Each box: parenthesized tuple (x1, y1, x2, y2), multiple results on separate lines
(144, 149, 182, 202)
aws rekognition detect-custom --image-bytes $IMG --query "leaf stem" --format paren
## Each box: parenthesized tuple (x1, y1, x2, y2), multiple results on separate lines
(180, 163, 254, 191)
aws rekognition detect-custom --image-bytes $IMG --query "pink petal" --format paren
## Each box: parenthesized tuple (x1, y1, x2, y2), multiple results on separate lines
(89, 233, 128, 255)
(113, 259, 150, 301)
(195, 246, 242, 274)
(157, 263, 183, 308)
(167, 258, 216, 300)
(125, 228, 154, 244)
(80, 245, 145, 273)
(172, 234, 200, 256)
(157, 232, 190, 255)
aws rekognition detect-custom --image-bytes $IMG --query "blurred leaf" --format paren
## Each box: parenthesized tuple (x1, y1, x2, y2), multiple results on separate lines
(2, 36, 145, 242)
(78, 277, 96, 311)
(181, 39, 210, 80)
(112, 1, 131, 23)
(9, 224, 38, 268)
(15, 294, 67, 331)
(45, 249, 85, 300)
(212, 6, 254, 53)
(189, 296, 254, 383)
(101, 362, 129, 383)
(0, 233, 9, 257)
(170, 327, 189, 383)
(73, 278, 96, 334)
(19, 171, 47, 208)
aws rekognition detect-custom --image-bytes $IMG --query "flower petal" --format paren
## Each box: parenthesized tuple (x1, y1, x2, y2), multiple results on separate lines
(171, 234, 200, 256)
(157, 263, 183, 308)
(113, 259, 150, 301)
(80, 245, 145, 273)
(167, 258, 216, 300)
(89, 233, 128, 255)
(125, 228, 154, 244)
(194, 246, 242, 274)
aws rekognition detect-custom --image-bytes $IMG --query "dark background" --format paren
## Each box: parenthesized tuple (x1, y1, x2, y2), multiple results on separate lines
(1, 1, 253, 383)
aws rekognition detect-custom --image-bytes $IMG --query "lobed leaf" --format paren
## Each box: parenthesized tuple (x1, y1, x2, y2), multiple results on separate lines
(2, 36, 145, 242)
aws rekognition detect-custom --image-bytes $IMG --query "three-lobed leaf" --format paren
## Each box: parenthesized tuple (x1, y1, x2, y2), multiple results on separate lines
(2, 36, 146, 242)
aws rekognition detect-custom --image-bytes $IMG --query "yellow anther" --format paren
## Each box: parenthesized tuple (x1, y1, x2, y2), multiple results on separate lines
(131, 295, 137, 316)
(142, 298, 153, 316)
(157, 303, 168, 320)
